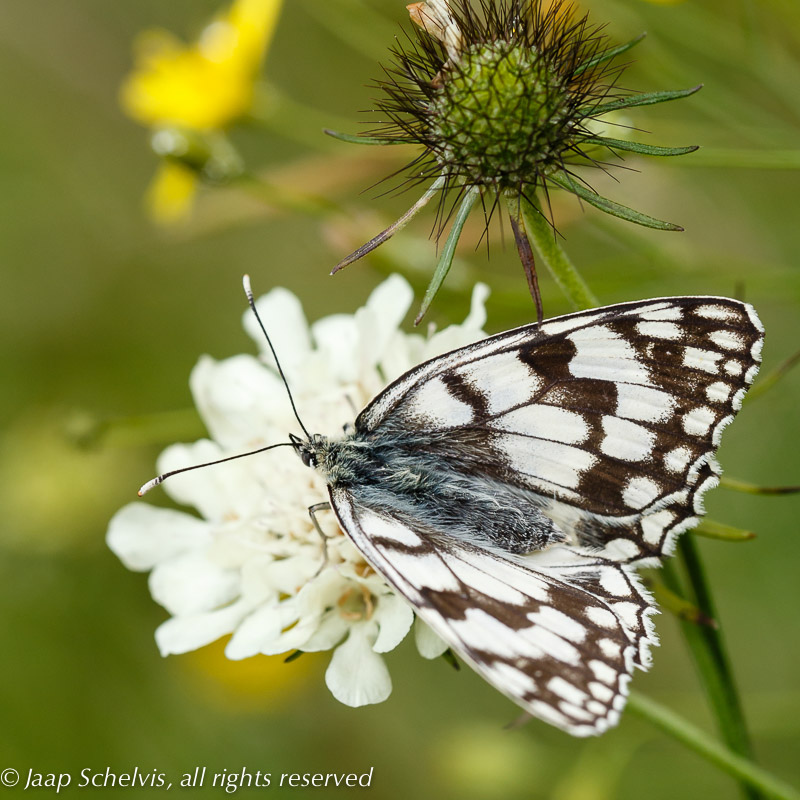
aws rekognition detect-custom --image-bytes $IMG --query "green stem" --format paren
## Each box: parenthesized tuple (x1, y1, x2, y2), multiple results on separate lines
(627, 693, 800, 800)
(663, 541, 761, 800)
(518, 196, 598, 310)
(519, 208, 766, 798)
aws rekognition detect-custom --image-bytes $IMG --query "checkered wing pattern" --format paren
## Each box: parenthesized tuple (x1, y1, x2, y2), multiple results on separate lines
(327, 296, 762, 734)
(331, 491, 657, 736)
(357, 297, 764, 563)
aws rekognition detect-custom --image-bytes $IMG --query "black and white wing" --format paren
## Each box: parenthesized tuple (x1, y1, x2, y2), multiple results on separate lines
(357, 297, 764, 564)
(331, 491, 657, 736)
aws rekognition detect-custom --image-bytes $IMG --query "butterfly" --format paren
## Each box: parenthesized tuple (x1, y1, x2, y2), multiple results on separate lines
(142, 286, 763, 736)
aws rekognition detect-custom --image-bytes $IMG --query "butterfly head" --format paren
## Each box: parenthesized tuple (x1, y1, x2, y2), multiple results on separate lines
(289, 432, 318, 469)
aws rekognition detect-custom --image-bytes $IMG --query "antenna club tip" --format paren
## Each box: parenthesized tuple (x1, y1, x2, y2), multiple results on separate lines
(242, 274, 253, 297)
(138, 476, 162, 496)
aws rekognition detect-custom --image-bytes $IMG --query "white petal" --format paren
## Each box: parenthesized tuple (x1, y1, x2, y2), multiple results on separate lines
(243, 288, 312, 375)
(148, 552, 240, 616)
(107, 503, 210, 571)
(414, 616, 450, 659)
(378, 329, 425, 385)
(260, 613, 320, 655)
(263, 555, 319, 596)
(311, 314, 360, 384)
(464, 282, 490, 330)
(156, 440, 265, 521)
(190, 354, 287, 445)
(155, 600, 251, 656)
(372, 593, 414, 653)
(325, 625, 392, 707)
(423, 282, 489, 357)
(225, 604, 283, 660)
(301, 612, 350, 652)
(357, 275, 415, 370)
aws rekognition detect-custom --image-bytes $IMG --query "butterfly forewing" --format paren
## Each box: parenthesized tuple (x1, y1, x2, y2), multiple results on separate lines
(355, 297, 763, 563)
(330, 489, 657, 736)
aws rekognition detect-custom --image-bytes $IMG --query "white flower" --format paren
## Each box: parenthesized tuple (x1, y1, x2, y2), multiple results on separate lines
(108, 275, 489, 707)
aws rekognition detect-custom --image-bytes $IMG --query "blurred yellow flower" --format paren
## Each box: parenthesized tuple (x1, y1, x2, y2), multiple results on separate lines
(120, 0, 283, 222)
(146, 161, 199, 224)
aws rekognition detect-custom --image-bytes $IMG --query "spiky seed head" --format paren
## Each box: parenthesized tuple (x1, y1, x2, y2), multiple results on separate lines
(371, 0, 615, 197)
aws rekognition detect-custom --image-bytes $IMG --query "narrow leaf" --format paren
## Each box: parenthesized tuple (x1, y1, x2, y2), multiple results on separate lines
(649, 579, 718, 628)
(283, 650, 304, 663)
(415, 186, 480, 325)
(746, 347, 800, 402)
(720, 477, 800, 496)
(332, 176, 447, 274)
(550, 172, 683, 231)
(586, 85, 703, 117)
(585, 137, 699, 157)
(324, 128, 404, 146)
(441, 649, 461, 671)
(574, 33, 646, 76)
(693, 519, 757, 542)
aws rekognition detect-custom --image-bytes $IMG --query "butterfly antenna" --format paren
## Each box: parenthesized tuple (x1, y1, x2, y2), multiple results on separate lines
(138, 442, 294, 496)
(242, 274, 312, 441)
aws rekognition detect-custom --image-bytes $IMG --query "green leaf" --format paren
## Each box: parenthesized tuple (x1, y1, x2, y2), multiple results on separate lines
(649, 579, 718, 627)
(441, 649, 461, 671)
(323, 128, 404, 146)
(283, 650, 304, 663)
(414, 187, 480, 325)
(332, 175, 446, 274)
(585, 85, 703, 117)
(519, 195, 598, 311)
(549, 172, 684, 231)
(574, 33, 646, 76)
(693, 519, 757, 542)
(585, 137, 699, 157)
(720, 477, 800, 495)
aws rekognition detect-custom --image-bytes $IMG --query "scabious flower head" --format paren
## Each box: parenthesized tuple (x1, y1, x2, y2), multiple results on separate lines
(334, 0, 700, 321)
(107, 275, 489, 707)
(386, 0, 613, 195)
(120, 0, 282, 223)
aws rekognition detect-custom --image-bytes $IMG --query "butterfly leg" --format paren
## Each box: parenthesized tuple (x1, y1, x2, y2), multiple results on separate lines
(308, 502, 333, 575)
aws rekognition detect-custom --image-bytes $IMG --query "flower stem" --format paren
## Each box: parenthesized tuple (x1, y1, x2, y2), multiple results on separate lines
(520, 201, 767, 798)
(518, 195, 597, 310)
(662, 540, 762, 800)
(626, 693, 800, 800)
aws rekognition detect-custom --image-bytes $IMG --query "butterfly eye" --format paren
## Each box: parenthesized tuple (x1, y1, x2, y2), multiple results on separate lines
(301, 450, 316, 469)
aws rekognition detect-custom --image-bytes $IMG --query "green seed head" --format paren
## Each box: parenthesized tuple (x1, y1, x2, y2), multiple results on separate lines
(431, 41, 570, 188)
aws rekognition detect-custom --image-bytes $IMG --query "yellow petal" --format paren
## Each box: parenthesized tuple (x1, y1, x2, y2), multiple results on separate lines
(202, 0, 283, 67)
(145, 161, 198, 224)
(120, 0, 283, 130)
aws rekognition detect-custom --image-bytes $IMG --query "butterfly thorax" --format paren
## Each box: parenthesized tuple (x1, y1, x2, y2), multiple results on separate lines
(296, 428, 567, 555)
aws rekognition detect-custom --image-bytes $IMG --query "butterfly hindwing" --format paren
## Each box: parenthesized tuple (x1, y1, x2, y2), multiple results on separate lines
(356, 296, 763, 563)
(330, 488, 657, 736)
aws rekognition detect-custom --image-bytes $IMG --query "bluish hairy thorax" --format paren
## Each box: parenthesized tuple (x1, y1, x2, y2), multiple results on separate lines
(301, 429, 565, 556)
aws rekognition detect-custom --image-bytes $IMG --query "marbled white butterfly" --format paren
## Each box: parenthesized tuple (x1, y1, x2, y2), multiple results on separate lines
(143, 285, 763, 736)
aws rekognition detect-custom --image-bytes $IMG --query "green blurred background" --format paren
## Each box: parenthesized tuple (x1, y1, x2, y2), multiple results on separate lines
(1, 0, 798, 797)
